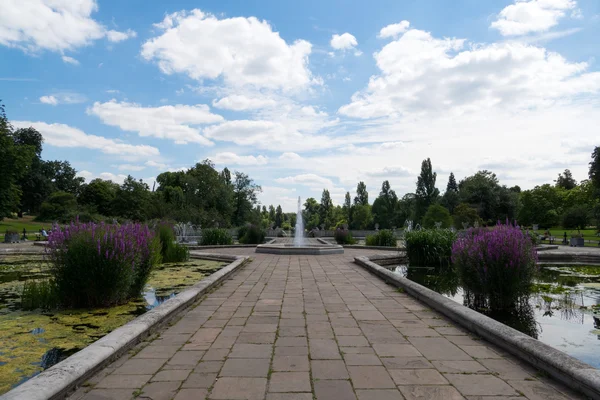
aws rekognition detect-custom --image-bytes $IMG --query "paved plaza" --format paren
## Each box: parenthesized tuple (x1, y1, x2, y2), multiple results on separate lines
(69, 249, 584, 400)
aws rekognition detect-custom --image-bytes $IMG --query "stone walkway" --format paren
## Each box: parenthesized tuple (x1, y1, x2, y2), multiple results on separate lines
(69, 249, 584, 400)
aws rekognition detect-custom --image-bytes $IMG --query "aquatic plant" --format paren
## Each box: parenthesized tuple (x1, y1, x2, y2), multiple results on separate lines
(21, 280, 59, 310)
(365, 229, 396, 247)
(334, 228, 356, 245)
(452, 221, 538, 310)
(157, 222, 189, 263)
(405, 229, 456, 267)
(238, 224, 266, 244)
(200, 228, 233, 245)
(46, 221, 162, 307)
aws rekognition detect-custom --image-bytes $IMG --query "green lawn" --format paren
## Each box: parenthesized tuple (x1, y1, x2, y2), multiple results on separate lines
(0, 216, 47, 240)
(545, 228, 600, 244)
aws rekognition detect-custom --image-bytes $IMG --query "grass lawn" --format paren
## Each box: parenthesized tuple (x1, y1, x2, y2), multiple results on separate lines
(0, 216, 48, 240)
(544, 227, 600, 244)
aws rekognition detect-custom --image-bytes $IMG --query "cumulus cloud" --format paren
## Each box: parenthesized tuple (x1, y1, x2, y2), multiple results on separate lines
(0, 0, 136, 53)
(212, 95, 277, 111)
(61, 56, 80, 65)
(491, 0, 577, 36)
(279, 152, 302, 161)
(275, 173, 334, 187)
(145, 160, 169, 169)
(116, 164, 146, 171)
(212, 152, 269, 166)
(330, 33, 358, 50)
(366, 166, 413, 178)
(106, 29, 137, 43)
(141, 9, 315, 91)
(11, 121, 159, 158)
(40, 95, 58, 105)
(339, 28, 600, 119)
(39, 92, 86, 105)
(378, 20, 410, 38)
(88, 100, 223, 145)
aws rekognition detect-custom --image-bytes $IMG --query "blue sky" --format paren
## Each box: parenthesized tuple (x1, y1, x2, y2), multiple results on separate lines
(2, 0, 600, 211)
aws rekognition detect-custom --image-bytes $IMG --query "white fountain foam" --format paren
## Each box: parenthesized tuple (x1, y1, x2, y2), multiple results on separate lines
(294, 196, 305, 247)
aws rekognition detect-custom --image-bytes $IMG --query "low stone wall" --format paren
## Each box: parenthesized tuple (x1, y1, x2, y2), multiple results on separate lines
(354, 255, 600, 400)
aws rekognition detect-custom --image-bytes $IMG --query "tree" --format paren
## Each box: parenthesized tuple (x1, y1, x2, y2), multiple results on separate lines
(343, 192, 352, 226)
(0, 104, 36, 219)
(354, 182, 368, 206)
(590, 147, 600, 196)
(37, 191, 78, 222)
(458, 170, 519, 223)
(232, 172, 261, 226)
(555, 169, 577, 190)
(268, 205, 276, 224)
(562, 205, 589, 230)
(518, 185, 562, 228)
(452, 203, 482, 229)
(42, 160, 84, 195)
(422, 204, 453, 229)
(394, 194, 415, 228)
(372, 180, 398, 229)
(220, 167, 232, 186)
(303, 198, 320, 229)
(79, 179, 119, 216)
(351, 204, 373, 230)
(440, 172, 460, 214)
(112, 176, 151, 221)
(415, 158, 439, 223)
(275, 205, 283, 228)
(319, 189, 334, 229)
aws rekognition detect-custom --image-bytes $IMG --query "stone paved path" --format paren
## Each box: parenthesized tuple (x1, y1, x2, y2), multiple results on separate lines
(69, 249, 584, 400)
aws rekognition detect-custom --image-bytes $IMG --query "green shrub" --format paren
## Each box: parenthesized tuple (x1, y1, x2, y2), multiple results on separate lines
(365, 229, 396, 247)
(422, 204, 453, 229)
(158, 223, 189, 262)
(47, 221, 162, 308)
(238, 224, 266, 244)
(21, 280, 59, 310)
(201, 228, 233, 245)
(334, 229, 356, 245)
(405, 229, 456, 267)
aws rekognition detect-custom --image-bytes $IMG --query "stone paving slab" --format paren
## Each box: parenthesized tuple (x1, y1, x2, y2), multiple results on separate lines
(68, 249, 587, 400)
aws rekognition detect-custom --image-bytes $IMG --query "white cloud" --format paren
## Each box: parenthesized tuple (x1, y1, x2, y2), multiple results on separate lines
(106, 29, 137, 43)
(212, 95, 277, 111)
(378, 20, 410, 38)
(330, 33, 358, 50)
(11, 120, 159, 159)
(62, 56, 80, 65)
(366, 165, 413, 178)
(279, 152, 302, 161)
(212, 152, 269, 166)
(141, 9, 315, 91)
(275, 173, 334, 187)
(116, 164, 146, 171)
(491, 0, 577, 36)
(339, 28, 600, 119)
(98, 172, 128, 183)
(0, 0, 136, 53)
(145, 160, 168, 169)
(40, 95, 58, 105)
(39, 92, 86, 105)
(258, 186, 298, 211)
(88, 100, 223, 145)
(77, 170, 94, 182)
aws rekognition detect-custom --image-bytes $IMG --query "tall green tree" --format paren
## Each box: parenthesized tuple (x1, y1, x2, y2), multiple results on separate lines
(343, 192, 352, 226)
(354, 181, 369, 206)
(394, 193, 415, 228)
(0, 104, 36, 219)
(268, 205, 276, 224)
(111, 176, 151, 221)
(590, 147, 600, 196)
(275, 205, 283, 228)
(319, 189, 334, 229)
(232, 172, 261, 226)
(372, 180, 398, 229)
(441, 172, 460, 214)
(414, 158, 439, 223)
(422, 204, 453, 229)
(458, 170, 518, 223)
(303, 197, 320, 229)
(351, 204, 373, 230)
(79, 179, 119, 216)
(555, 169, 577, 190)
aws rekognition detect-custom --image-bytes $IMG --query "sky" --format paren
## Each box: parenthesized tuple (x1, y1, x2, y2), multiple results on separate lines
(1, 0, 600, 212)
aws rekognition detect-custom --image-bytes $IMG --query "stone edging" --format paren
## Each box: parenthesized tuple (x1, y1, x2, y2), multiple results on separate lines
(0, 255, 250, 400)
(354, 255, 600, 400)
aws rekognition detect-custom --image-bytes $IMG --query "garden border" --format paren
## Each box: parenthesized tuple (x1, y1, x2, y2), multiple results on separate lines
(354, 255, 600, 400)
(0, 254, 250, 400)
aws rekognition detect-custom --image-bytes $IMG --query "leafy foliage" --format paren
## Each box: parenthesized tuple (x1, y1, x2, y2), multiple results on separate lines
(238, 224, 266, 244)
(157, 223, 189, 263)
(351, 204, 373, 230)
(201, 228, 233, 245)
(365, 229, 396, 247)
(405, 229, 456, 267)
(37, 191, 77, 222)
(372, 180, 398, 229)
(334, 229, 356, 244)
(452, 203, 482, 229)
(422, 204, 453, 229)
(452, 223, 538, 310)
(561, 205, 589, 230)
(46, 221, 162, 307)
(555, 169, 577, 190)
(415, 158, 440, 223)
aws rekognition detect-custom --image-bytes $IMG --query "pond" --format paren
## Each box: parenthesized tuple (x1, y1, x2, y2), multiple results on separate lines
(0, 255, 226, 394)
(381, 262, 600, 368)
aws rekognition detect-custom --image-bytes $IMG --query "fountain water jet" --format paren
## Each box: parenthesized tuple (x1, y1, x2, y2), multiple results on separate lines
(294, 196, 305, 247)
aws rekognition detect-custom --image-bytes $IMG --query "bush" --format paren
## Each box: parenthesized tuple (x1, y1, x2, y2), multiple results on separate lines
(365, 229, 396, 247)
(158, 223, 189, 263)
(452, 222, 538, 310)
(36, 191, 77, 222)
(201, 228, 233, 245)
(562, 205, 589, 230)
(47, 221, 162, 307)
(21, 280, 59, 310)
(452, 203, 482, 229)
(405, 229, 456, 267)
(334, 229, 356, 245)
(422, 204, 453, 229)
(238, 224, 266, 244)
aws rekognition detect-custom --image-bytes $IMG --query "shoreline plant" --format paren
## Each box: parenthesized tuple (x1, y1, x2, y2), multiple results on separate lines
(334, 228, 356, 245)
(157, 222, 189, 262)
(238, 224, 266, 244)
(365, 229, 396, 247)
(201, 228, 233, 245)
(452, 221, 538, 310)
(45, 221, 161, 307)
(405, 229, 456, 267)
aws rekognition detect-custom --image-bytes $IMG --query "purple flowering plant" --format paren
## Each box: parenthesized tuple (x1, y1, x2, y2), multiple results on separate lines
(451, 220, 538, 310)
(46, 220, 161, 307)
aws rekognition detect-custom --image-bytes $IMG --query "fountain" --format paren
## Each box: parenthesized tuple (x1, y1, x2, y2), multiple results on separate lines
(255, 196, 343, 255)
(174, 222, 202, 244)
